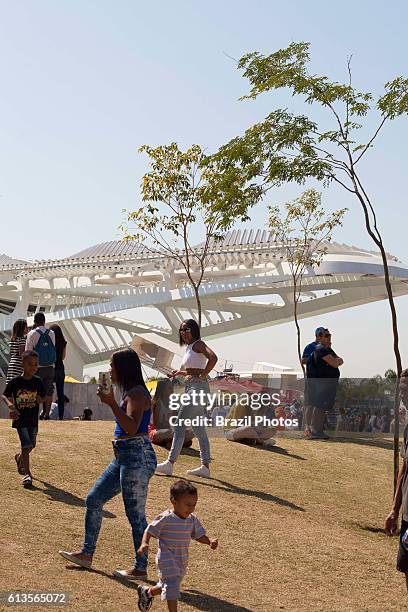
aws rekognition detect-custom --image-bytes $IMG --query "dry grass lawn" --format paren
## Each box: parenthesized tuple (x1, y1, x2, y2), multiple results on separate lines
(0, 421, 407, 611)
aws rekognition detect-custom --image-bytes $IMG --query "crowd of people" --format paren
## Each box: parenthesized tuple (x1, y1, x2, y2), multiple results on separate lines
(4, 313, 408, 601)
(6, 313, 68, 420)
(335, 405, 397, 433)
(1, 316, 219, 611)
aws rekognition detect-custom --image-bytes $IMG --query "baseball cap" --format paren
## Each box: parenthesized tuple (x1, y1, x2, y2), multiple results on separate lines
(315, 326, 326, 336)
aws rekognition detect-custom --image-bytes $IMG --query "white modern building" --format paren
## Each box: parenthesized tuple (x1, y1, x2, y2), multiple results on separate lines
(1, 229, 407, 378)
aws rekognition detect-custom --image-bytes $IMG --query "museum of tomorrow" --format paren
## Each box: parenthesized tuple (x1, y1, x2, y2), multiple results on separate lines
(1, 228, 408, 378)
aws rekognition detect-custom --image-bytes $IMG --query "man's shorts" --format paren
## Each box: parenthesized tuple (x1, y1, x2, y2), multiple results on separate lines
(17, 427, 38, 450)
(397, 519, 408, 572)
(37, 365, 55, 397)
(159, 577, 182, 601)
(304, 379, 315, 405)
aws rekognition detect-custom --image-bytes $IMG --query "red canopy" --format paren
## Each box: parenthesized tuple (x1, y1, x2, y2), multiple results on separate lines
(209, 377, 264, 394)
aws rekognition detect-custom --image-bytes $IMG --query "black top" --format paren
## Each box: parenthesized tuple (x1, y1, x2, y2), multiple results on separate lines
(313, 345, 340, 379)
(4, 375, 45, 429)
(55, 338, 67, 368)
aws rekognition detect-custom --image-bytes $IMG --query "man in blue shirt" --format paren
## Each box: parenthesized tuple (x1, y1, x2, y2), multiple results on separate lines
(301, 326, 326, 437)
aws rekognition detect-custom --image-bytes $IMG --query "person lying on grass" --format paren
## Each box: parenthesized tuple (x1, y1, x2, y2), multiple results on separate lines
(1, 350, 45, 488)
(137, 479, 218, 612)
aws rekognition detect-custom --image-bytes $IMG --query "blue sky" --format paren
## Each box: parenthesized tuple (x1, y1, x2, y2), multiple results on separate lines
(1, 0, 407, 376)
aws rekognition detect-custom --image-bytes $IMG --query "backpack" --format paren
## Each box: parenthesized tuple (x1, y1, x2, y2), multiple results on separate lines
(35, 329, 56, 366)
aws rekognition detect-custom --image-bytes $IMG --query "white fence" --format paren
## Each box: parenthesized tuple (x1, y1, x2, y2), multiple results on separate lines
(0, 379, 114, 420)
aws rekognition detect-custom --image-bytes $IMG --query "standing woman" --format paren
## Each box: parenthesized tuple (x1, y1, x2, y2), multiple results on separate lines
(6, 319, 28, 383)
(49, 325, 67, 420)
(155, 319, 218, 479)
(59, 348, 157, 580)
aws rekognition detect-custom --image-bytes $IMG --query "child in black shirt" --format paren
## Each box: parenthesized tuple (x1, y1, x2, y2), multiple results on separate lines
(2, 350, 45, 487)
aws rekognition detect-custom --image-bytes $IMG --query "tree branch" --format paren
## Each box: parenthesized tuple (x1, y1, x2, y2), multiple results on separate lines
(354, 116, 388, 164)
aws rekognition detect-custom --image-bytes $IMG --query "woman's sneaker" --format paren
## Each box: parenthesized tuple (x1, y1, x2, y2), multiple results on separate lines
(155, 460, 173, 476)
(186, 465, 211, 478)
(137, 585, 153, 611)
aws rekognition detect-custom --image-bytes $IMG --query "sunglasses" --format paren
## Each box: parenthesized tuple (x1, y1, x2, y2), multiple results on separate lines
(323, 333, 331, 338)
(180, 327, 191, 333)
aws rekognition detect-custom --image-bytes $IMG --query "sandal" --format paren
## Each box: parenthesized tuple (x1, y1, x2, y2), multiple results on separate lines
(15, 454, 25, 475)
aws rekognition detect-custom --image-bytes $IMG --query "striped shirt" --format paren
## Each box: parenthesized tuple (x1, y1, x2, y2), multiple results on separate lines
(147, 510, 206, 578)
(6, 337, 26, 383)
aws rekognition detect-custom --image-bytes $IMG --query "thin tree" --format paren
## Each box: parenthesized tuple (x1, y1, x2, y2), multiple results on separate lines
(212, 42, 408, 490)
(269, 189, 346, 374)
(122, 142, 257, 327)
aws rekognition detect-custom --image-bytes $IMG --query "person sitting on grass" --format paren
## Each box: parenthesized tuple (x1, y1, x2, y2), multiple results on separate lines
(148, 379, 193, 450)
(137, 479, 218, 612)
(1, 350, 45, 488)
(49, 395, 72, 420)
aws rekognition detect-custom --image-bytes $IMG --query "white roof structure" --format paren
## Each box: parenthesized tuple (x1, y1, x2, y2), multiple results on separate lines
(0, 229, 407, 378)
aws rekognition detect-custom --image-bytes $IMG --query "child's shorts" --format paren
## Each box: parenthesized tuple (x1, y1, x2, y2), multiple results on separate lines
(159, 576, 182, 601)
(17, 427, 38, 450)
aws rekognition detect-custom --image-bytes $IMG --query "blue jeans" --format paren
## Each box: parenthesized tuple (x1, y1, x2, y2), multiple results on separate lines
(17, 427, 38, 449)
(168, 377, 211, 465)
(82, 436, 157, 569)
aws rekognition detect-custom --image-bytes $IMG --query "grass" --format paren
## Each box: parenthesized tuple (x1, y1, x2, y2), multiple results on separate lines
(0, 420, 406, 611)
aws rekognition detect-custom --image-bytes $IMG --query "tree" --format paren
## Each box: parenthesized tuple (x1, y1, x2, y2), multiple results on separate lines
(268, 189, 346, 373)
(122, 142, 257, 327)
(384, 369, 397, 381)
(211, 42, 408, 490)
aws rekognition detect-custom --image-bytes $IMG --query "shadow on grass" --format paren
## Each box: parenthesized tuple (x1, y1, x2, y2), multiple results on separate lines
(36, 479, 116, 518)
(351, 521, 386, 535)
(65, 568, 251, 610)
(154, 473, 304, 512)
(180, 447, 201, 458)
(324, 436, 394, 451)
(196, 477, 304, 511)
(65, 565, 157, 587)
(181, 588, 252, 611)
(251, 444, 306, 461)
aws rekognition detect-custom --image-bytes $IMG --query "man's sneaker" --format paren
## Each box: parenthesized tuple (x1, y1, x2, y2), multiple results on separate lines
(155, 460, 173, 476)
(137, 585, 153, 611)
(186, 465, 211, 478)
(22, 474, 32, 488)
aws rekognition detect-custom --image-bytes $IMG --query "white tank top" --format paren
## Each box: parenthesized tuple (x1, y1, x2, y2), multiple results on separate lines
(180, 340, 208, 369)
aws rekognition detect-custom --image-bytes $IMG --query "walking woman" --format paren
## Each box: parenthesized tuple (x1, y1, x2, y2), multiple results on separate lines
(6, 319, 28, 383)
(155, 319, 218, 479)
(59, 348, 157, 580)
(49, 325, 67, 420)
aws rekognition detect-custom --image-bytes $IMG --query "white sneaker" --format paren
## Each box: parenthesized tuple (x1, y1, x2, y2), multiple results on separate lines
(155, 461, 173, 476)
(186, 465, 211, 478)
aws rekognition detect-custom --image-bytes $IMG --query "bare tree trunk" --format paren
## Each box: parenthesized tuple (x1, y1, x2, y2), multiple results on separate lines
(293, 282, 305, 377)
(352, 177, 402, 493)
(193, 285, 202, 328)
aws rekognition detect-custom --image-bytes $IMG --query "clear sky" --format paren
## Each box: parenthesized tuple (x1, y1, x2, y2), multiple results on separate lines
(1, 0, 407, 377)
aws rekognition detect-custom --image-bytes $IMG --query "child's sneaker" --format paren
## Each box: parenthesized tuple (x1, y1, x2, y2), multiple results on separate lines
(155, 460, 173, 476)
(137, 585, 153, 611)
(22, 474, 32, 488)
